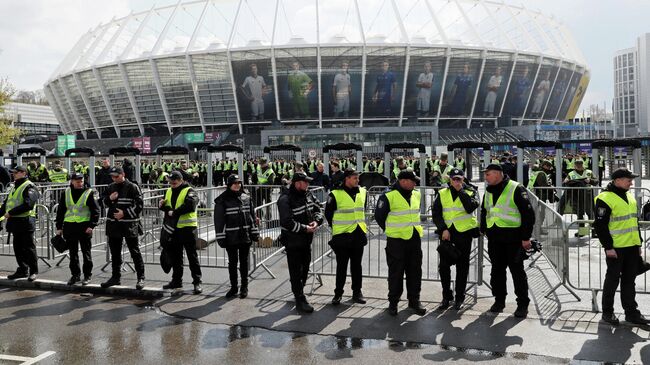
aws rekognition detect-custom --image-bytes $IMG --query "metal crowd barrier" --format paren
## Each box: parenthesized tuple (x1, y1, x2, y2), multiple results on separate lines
(0, 203, 52, 267)
(309, 185, 483, 292)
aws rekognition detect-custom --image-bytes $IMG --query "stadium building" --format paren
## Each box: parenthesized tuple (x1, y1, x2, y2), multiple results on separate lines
(44, 0, 589, 148)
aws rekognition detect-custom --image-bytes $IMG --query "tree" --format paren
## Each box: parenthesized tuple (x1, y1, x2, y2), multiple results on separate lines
(0, 77, 22, 145)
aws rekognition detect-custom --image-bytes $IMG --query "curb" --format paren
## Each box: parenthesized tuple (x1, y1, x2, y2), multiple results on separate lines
(0, 277, 169, 299)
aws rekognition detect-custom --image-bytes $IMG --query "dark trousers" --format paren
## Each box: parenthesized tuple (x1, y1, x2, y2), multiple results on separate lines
(386, 235, 422, 303)
(169, 235, 203, 284)
(333, 244, 364, 296)
(12, 231, 38, 274)
(487, 241, 530, 306)
(108, 236, 145, 279)
(439, 234, 472, 302)
(67, 233, 93, 278)
(602, 246, 640, 317)
(286, 245, 311, 297)
(226, 245, 250, 288)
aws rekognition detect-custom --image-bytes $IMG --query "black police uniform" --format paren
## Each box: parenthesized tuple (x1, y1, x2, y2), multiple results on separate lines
(374, 180, 424, 311)
(55, 185, 100, 281)
(277, 179, 324, 311)
(160, 182, 202, 287)
(324, 185, 367, 301)
(480, 175, 535, 313)
(0, 177, 40, 278)
(103, 176, 145, 284)
(214, 181, 259, 297)
(431, 180, 480, 306)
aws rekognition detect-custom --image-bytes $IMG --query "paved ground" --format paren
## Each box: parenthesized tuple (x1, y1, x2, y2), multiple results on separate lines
(1, 247, 650, 364)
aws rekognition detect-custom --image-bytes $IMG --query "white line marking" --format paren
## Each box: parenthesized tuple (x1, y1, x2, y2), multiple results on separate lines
(0, 350, 56, 364)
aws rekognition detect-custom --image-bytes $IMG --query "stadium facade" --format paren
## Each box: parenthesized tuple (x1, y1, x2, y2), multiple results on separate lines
(44, 0, 589, 142)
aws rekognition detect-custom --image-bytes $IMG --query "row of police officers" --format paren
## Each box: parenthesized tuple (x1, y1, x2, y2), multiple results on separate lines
(4, 159, 648, 325)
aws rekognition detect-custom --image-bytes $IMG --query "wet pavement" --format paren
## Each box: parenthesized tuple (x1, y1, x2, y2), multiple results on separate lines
(0, 288, 569, 364)
(3, 229, 650, 363)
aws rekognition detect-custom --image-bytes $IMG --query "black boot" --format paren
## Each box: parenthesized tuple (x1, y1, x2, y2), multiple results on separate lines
(388, 301, 398, 316)
(332, 293, 342, 305)
(7, 271, 28, 280)
(352, 291, 366, 304)
(408, 300, 427, 316)
(296, 295, 314, 313)
(226, 286, 238, 298)
(163, 281, 182, 290)
(100, 276, 121, 288)
(514, 304, 528, 318)
(438, 298, 451, 310)
(239, 286, 248, 299)
(601, 313, 619, 325)
(489, 299, 506, 313)
(67, 275, 81, 286)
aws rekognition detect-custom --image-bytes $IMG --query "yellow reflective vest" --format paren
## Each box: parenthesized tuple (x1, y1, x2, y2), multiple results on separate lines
(331, 188, 367, 236)
(439, 187, 478, 233)
(384, 189, 423, 240)
(484, 180, 522, 228)
(164, 186, 197, 228)
(595, 191, 641, 248)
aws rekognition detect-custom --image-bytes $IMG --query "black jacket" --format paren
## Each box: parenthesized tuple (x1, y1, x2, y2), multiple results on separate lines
(55, 186, 100, 234)
(277, 185, 324, 248)
(104, 179, 143, 238)
(159, 182, 199, 238)
(122, 160, 136, 183)
(431, 183, 480, 237)
(480, 177, 535, 244)
(330, 170, 344, 188)
(0, 178, 39, 233)
(310, 171, 330, 189)
(325, 186, 367, 247)
(594, 182, 642, 250)
(213, 188, 258, 247)
(96, 166, 113, 186)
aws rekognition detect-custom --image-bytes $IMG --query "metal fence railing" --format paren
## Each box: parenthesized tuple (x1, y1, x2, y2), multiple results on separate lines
(309, 185, 484, 294)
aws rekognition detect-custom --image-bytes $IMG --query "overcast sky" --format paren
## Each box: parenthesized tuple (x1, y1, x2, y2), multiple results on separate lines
(1, 0, 649, 115)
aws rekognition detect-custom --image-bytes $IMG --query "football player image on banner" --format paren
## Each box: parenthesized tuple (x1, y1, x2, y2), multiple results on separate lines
(528, 69, 553, 118)
(483, 66, 504, 117)
(544, 66, 572, 120)
(287, 61, 314, 118)
(332, 61, 352, 118)
(510, 65, 532, 117)
(444, 63, 475, 117)
(276, 51, 319, 120)
(403, 49, 446, 119)
(372, 60, 397, 115)
(321, 50, 362, 119)
(232, 60, 275, 122)
(415, 62, 434, 116)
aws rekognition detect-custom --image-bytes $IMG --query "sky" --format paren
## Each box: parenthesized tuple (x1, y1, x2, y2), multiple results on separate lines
(1, 0, 649, 115)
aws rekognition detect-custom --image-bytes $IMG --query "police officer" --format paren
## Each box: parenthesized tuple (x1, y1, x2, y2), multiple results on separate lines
(49, 161, 69, 183)
(595, 168, 649, 325)
(325, 168, 367, 305)
(480, 164, 535, 318)
(101, 166, 145, 290)
(431, 168, 479, 310)
(374, 168, 426, 316)
(214, 174, 259, 299)
(277, 172, 324, 313)
(158, 171, 203, 294)
(55, 172, 100, 285)
(1, 166, 40, 281)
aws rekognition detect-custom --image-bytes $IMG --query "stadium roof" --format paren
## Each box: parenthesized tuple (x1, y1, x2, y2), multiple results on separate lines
(49, 0, 586, 81)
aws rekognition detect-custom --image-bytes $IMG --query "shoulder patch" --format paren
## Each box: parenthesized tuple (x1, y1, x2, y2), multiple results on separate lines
(377, 199, 385, 209)
(597, 207, 607, 217)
